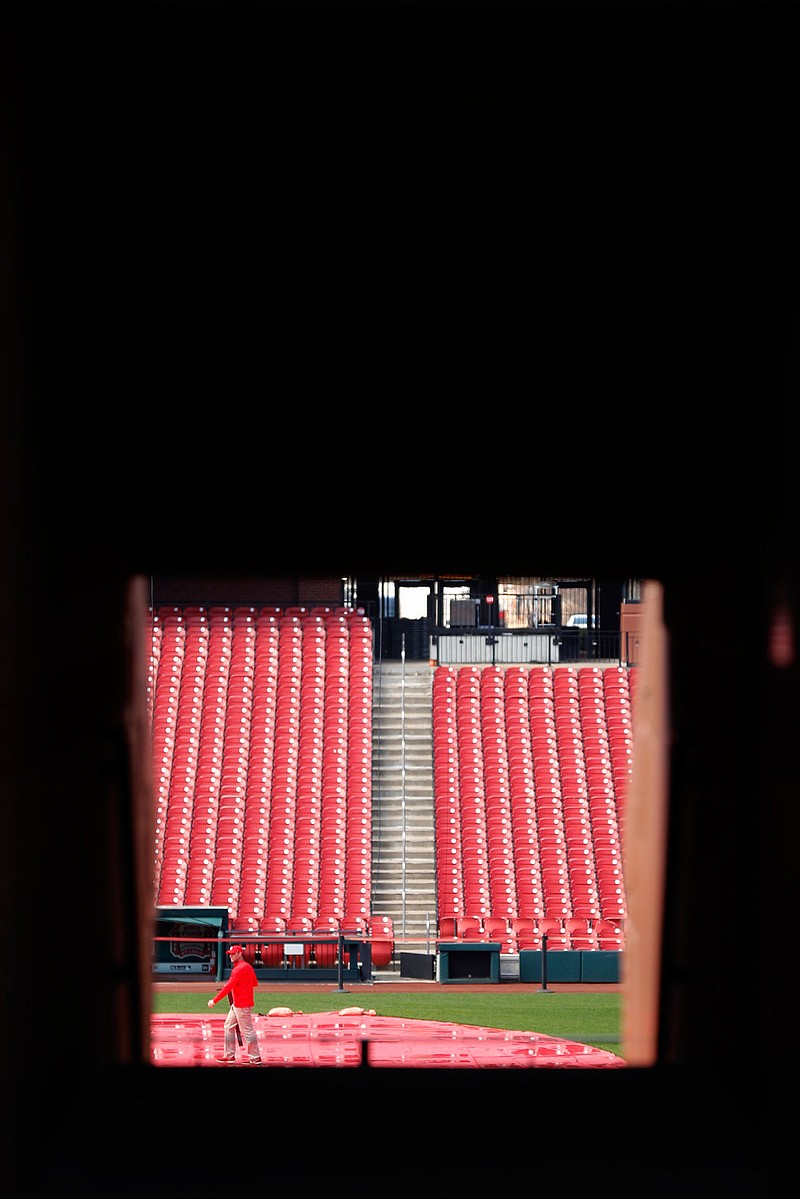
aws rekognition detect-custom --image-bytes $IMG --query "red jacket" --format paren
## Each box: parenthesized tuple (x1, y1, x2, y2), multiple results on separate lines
(210, 960, 258, 1008)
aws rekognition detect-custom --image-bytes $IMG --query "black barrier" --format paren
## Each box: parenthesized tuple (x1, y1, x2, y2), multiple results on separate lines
(400, 952, 436, 980)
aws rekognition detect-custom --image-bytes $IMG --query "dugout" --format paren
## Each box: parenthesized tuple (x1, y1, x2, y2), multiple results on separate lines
(153, 906, 229, 978)
(437, 941, 502, 983)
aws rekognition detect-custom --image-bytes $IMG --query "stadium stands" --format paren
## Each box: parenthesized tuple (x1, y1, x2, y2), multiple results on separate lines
(150, 610, 633, 970)
(430, 662, 630, 954)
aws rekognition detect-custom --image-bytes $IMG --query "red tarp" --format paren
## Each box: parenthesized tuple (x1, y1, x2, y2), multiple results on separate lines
(151, 1012, 625, 1068)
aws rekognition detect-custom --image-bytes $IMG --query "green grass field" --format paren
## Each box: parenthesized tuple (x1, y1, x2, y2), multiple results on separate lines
(153, 989, 622, 1054)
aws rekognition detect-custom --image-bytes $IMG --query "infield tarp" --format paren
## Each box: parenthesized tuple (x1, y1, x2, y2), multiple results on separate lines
(151, 1012, 625, 1068)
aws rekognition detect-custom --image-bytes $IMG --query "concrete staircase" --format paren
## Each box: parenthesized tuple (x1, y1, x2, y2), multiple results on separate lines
(370, 659, 437, 971)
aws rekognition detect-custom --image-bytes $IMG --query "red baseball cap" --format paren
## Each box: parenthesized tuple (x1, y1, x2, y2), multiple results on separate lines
(226, 945, 244, 957)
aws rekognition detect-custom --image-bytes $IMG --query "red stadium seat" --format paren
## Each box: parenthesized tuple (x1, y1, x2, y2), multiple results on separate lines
(312, 917, 340, 967)
(596, 918, 625, 950)
(370, 915, 394, 968)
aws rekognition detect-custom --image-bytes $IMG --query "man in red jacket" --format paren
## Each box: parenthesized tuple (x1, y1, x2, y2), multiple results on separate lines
(207, 945, 263, 1065)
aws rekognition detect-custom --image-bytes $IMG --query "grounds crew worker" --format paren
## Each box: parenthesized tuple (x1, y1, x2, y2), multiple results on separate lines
(208, 945, 263, 1065)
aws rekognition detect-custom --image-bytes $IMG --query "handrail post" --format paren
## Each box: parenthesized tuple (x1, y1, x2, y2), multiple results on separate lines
(539, 933, 550, 993)
(332, 932, 349, 994)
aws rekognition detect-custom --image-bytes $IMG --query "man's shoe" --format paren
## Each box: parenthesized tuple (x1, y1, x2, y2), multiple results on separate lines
(248, 1059, 263, 1066)
(215, 1056, 236, 1064)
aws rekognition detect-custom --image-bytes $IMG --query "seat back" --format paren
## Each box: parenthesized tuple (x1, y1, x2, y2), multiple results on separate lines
(456, 915, 483, 939)
(482, 916, 509, 939)
(370, 915, 395, 967)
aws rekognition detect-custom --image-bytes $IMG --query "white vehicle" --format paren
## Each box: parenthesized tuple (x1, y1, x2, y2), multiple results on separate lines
(566, 613, 597, 628)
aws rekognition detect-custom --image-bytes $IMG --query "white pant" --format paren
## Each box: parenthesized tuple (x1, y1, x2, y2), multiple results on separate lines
(223, 1004, 261, 1062)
